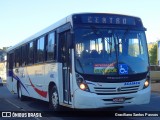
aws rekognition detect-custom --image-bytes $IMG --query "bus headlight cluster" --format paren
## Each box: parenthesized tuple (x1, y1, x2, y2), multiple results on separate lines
(76, 74, 90, 92)
(143, 78, 150, 89)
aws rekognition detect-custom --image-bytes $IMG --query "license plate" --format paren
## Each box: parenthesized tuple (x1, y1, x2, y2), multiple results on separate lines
(113, 97, 125, 103)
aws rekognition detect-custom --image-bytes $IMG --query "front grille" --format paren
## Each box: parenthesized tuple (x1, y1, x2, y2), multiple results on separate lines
(94, 87, 116, 93)
(94, 85, 140, 95)
(120, 86, 139, 91)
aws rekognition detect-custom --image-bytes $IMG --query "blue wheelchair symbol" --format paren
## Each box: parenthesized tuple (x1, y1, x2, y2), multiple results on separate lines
(119, 64, 128, 75)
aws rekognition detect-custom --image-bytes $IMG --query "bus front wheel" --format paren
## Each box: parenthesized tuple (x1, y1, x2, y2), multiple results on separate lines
(49, 86, 61, 111)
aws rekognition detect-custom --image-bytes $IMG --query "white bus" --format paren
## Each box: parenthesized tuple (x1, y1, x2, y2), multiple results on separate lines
(7, 13, 150, 111)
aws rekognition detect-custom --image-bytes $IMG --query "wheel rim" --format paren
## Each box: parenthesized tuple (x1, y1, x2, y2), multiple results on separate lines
(52, 91, 58, 108)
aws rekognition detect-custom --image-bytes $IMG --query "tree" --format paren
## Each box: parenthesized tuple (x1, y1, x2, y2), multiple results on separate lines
(149, 43, 157, 65)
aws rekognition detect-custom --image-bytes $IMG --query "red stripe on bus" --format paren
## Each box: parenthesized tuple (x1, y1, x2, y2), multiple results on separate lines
(29, 79, 47, 98)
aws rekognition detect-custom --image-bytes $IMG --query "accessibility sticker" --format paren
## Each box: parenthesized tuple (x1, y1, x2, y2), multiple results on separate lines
(119, 64, 128, 75)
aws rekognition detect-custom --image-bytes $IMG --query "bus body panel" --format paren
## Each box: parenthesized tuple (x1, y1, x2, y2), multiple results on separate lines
(11, 63, 63, 102)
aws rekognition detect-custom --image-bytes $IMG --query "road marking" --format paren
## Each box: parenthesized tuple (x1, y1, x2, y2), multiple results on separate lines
(5, 99, 42, 120)
(5, 99, 22, 109)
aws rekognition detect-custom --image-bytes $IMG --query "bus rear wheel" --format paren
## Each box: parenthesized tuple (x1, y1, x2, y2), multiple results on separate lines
(49, 86, 61, 111)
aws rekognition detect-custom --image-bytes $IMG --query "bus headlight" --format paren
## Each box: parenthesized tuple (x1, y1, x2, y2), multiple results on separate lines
(79, 83, 86, 90)
(76, 75, 90, 92)
(143, 79, 150, 89)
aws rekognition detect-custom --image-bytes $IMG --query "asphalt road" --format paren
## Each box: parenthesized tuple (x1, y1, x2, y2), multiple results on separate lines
(0, 82, 160, 120)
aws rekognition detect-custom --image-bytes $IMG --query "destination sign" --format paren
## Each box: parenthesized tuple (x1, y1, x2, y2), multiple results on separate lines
(82, 15, 136, 25)
(73, 14, 142, 26)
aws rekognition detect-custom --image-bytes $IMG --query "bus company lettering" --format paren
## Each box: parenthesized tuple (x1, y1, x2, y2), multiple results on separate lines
(124, 81, 140, 86)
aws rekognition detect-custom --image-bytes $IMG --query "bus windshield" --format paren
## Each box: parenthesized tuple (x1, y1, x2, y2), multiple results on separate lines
(75, 28, 149, 75)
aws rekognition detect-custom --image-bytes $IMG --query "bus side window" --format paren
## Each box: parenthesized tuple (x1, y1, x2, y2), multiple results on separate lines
(19, 47, 22, 67)
(28, 42, 34, 64)
(22, 44, 28, 66)
(15, 48, 21, 67)
(8, 53, 14, 70)
(36, 37, 45, 63)
(22, 46, 25, 66)
(14, 49, 17, 67)
(13, 52, 15, 68)
(46, 32, 55, 61)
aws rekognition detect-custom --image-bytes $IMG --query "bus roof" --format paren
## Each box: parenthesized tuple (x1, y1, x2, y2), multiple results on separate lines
(7, 14, 73, 52)
(7, 13, 143, 52)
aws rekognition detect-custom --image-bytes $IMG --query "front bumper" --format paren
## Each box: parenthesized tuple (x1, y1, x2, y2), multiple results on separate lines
(73, 86, 151, 109)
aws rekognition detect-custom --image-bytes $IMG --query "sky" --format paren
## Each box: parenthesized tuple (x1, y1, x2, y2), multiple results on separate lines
(0, 0, 160, 48)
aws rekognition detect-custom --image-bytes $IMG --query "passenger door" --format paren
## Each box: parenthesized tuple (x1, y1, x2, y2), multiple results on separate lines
(59, 30, 72, 104)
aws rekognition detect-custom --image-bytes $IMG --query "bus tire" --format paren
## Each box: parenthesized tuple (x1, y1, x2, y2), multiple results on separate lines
(17, 83, 25, 101)
(49, 86, 61, 111)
